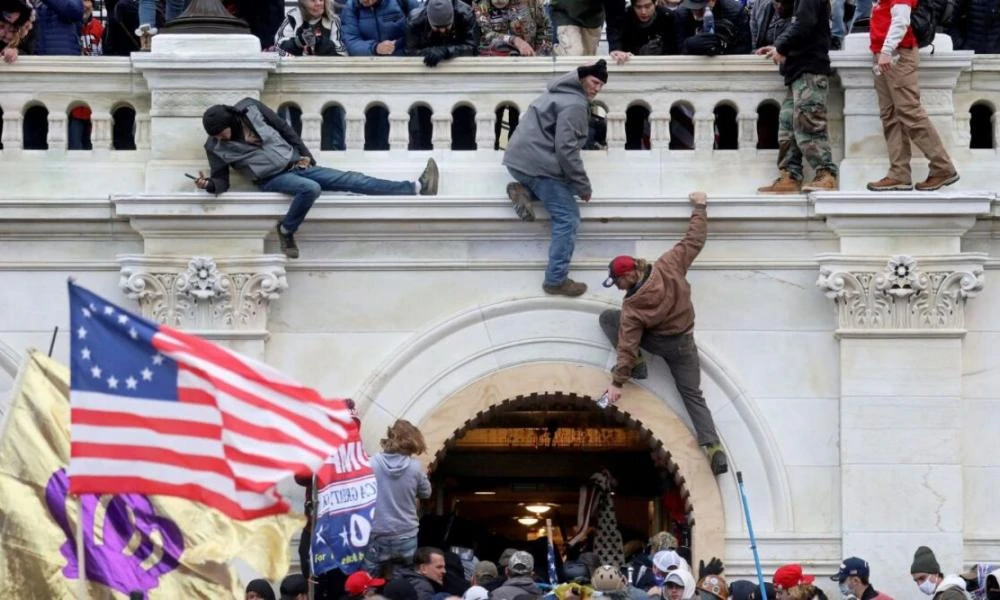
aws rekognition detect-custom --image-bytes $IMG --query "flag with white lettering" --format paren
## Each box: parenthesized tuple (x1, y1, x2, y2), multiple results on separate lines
(310, 426, 376, 576)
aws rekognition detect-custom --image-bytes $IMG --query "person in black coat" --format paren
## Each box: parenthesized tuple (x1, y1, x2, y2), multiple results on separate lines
(675, 0, 751, 55)
(948, 0, 1000, 54)
(406, 0, 478, 66)
(608, 0, 679, 62)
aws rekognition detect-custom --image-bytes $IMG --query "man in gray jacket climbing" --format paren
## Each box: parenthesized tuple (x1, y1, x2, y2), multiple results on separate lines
(503, 59, 608, 298)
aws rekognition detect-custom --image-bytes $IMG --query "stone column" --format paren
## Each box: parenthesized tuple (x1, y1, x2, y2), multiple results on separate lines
(814, 192, 990, 594)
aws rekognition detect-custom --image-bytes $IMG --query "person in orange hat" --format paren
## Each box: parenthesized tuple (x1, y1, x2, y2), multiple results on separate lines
(773, 564, 815, 600)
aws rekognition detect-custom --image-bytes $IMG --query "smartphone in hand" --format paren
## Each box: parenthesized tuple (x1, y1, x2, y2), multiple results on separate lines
(184, 173, 198, 180)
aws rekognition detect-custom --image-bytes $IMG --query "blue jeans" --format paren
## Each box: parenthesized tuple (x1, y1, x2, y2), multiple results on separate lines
(139, 0, 190, 27)
(831, 0, 871, 39)
(363, 534, 418, 574)
(68, 117, 91, 150)
(260, 165, 415, 233)
(507, 168, 580, 286)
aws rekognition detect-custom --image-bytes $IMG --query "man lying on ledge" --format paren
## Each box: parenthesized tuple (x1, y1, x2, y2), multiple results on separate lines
(194, 97, 439, 259)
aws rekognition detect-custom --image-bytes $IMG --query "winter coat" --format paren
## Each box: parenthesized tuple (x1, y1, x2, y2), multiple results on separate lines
(934, 576, 973, 600)
(948, 0, 1000, 54)
(550, 0, 625, 44)
(395, 568, 439, 600)
(610, 5, 679, 54)
(203, 98, 315, 194)
(749, 0, 791, 48)
(341, 0, 409, 55)
(406, 0, 479, 57)
(231, 0, 286, 49)
(502, 70, 592, 197)
(33, 0, 83, 55)
(275, 6, 347, 55)
(491, 576, 543, 600)
(473, 0, 553, 55)
(611, 204, 706, 387)
(774, 0, 832, 85)
(676, 0, 750, 54)
(371, 453, 432, 539)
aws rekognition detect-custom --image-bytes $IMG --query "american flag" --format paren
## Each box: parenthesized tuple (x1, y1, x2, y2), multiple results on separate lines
(546, 518, 558, 585)
(67, 281, 354, 520)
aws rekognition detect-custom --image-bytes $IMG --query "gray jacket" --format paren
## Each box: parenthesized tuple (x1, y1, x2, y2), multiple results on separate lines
(371, 453, 432, 539)
(204, 97, 315, 194)
(749, 0, 790, 49)
(490, 576, 542, 600)
(502, 71, 592, 197)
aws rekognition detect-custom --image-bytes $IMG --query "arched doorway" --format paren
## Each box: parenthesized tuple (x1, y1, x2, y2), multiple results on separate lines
(426, 392, 692, 562)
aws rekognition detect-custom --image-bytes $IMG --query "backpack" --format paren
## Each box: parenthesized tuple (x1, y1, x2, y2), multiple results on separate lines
(910, 0, 955, 48)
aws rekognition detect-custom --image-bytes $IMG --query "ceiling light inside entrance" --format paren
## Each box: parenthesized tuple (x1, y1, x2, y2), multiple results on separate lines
(516, 516, 539, 526)
(474, 491, 496, 495)
(525, 504, 551, 514)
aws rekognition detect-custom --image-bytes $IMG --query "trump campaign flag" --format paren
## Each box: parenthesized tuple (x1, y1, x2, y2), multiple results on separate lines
(311, 425, 376, 576)
(67, 281, 355, 520)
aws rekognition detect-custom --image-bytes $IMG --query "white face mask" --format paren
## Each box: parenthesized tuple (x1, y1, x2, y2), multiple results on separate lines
(919, 579, 938, 596)
(839, 584, 852, 598)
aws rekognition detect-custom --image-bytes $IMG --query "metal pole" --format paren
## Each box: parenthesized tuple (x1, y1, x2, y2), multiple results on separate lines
(47, 326, 59, 357)
(76, 496, 88, 599)
(736, 472, 768, 600)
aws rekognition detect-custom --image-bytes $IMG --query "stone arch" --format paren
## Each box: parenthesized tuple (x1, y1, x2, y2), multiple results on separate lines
(354, 297, 794, 540)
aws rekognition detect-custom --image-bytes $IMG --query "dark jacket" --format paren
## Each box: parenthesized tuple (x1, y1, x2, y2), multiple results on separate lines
(203, 97, 315, 195)
(610, 5, 679, 54)
(750, 0, 791, 48)
(676, 0, 751, 55)
(33, 0, 83, 55)
(502, 70, 592, 197)
(342, 0, 409, 55)
(491, 576, 542, 600)
(395, 568, 439, 600)
(551, 0, 624, 45)
(612, 204, 706, 387)
(231, 0, 286, 50)
(949, 0, 1000, 53)
(406, 0, 479, 57)
(773, 0, 832, 86)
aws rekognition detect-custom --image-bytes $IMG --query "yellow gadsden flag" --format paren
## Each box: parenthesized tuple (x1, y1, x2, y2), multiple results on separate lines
(0, 351, 304, 599)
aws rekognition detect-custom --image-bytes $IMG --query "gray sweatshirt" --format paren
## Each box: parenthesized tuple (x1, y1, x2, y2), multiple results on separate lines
(502, 70, 593, 197)
(371, 453, 432, 539)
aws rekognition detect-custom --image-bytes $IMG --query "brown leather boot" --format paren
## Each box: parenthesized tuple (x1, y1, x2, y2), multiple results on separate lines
(802, 169, 838, 192)
(542, 279, 587, 297)
(866, 176, 913, 191)
(915, 171, 960, 191)
(757, 171, 801, 194)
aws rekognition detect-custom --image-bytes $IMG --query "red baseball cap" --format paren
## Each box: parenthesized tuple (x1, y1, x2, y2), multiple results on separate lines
(602, 256, 637, 287)
(773, 564, 814, 589)
(345, 571, 386, 596)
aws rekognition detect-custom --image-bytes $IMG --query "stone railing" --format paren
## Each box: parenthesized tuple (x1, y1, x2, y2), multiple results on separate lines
(0, 33, 997, 196)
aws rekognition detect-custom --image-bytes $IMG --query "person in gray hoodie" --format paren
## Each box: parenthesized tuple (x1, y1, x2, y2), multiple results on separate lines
(502, 59, 608, 298)
(365, 420, 433, 573)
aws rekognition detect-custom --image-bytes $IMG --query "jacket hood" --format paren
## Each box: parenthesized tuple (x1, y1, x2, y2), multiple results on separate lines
(547, 71, 587, 98)
(938, 575, 973, 597)
(376, 453, 413, 478)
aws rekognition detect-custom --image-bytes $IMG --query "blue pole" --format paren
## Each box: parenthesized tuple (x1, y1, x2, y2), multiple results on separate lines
(737, 471, 769, 600)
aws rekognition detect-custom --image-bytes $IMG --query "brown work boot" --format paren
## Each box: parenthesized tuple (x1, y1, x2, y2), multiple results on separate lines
(915, 171, 960, 191)
(867, 176, 913, 191)
(507, 182, 535, 222)
(802, 169, 838, 192)
(542, 279, 587, 297)
(757, 171, 801, 194)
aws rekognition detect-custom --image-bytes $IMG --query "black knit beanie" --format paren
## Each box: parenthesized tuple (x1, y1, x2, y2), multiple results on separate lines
(577, 59, 609, 83)
(911, 546, 941, 575)
(202, 104, 235, 136)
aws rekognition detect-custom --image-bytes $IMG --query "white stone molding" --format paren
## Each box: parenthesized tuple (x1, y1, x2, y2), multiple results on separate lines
(118, 255, 287, 334)
(816, 254, 986, 335)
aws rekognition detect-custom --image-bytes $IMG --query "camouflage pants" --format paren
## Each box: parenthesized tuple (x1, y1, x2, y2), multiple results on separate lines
(777, 73, 838, 180)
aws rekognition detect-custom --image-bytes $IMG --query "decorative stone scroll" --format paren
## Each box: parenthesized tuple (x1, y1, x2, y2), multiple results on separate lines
(816, 255, 985, 331)
(118, 256, 287, 332)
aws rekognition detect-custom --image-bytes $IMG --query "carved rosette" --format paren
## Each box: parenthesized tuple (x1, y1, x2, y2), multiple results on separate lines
(119, 256, 288, 332)
(816, 255, 984, 331)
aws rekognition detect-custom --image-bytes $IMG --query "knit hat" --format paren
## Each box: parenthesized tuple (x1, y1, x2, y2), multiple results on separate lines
(425, 0, 454, 27)
(773, 565, 814, 590)
(577, 59, 609, 84)
(345, 571, 386, 596)
(246, 579, 276, 600)
(202, 104, 234, 136)
(508, 551, 534, 576)
(279, 574, 309, 600)
(697, 575, 729, 600)
(603, 256, 637, 287)
(911, 547, 941, 575)
(592, 565, 626, 592)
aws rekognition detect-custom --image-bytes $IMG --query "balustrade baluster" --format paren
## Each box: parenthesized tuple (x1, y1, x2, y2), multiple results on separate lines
(431, 114, 451, 149)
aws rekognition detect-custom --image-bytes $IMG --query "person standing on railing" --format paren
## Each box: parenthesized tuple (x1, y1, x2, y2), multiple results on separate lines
(275, 0, 347, 56)
(341, 0, 410, 56)
(135, 0, 190, 50)
(195, 98, 440, 259)
(755, 0, 839, 192)
(550, 0, 623, 55)
(473, 0, 553, 55)
(502, 59, 608, 298)
(406, 0, 479, 66)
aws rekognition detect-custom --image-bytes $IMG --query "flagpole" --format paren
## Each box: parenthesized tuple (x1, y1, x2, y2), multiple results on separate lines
(76, 494, 88, 600)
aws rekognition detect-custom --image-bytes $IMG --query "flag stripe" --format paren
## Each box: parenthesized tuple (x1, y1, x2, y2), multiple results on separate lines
(72, 390, 221, 424)
(72, 408, 224, 439)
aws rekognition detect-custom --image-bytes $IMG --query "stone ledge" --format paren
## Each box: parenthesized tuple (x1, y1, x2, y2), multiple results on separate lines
(813, 191, 995, 216)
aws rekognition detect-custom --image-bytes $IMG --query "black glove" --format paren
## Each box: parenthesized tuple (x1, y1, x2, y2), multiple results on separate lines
(423, 47, 445, 66)
(699, 557, 725, 579)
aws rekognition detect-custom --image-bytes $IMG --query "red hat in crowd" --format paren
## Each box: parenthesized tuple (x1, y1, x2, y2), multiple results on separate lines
(345, 571, 386, 596)
(773, 564, 814, 590)
(602, 256, 637, 287)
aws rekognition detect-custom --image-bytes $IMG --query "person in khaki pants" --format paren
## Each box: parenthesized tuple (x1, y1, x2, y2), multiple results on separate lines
(867, 0, 959, 192)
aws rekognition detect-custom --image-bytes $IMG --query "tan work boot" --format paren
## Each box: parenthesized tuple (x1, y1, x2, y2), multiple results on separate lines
(135, 25, 157, 51)
(542, 279, 587, 297)
(757, 170, 801, 194)
(802, 169, 838, 192)
(866, 176, 913, 191)
(915, 171, 960, 191)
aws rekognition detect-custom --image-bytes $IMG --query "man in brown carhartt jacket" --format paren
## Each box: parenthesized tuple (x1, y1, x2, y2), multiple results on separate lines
(598, 191, 727, 476)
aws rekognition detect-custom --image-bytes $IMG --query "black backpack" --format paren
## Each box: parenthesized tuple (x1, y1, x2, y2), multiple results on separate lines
(910, 0, 955, 48)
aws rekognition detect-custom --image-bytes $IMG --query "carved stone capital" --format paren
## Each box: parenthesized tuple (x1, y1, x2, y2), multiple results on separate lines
(118, 255, 287, 336)
(816, 254, 986, 336)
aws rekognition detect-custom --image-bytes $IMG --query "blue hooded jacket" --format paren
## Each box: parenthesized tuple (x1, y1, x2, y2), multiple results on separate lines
(33, 0, 83, 56)
(341, 0, 410, 56)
